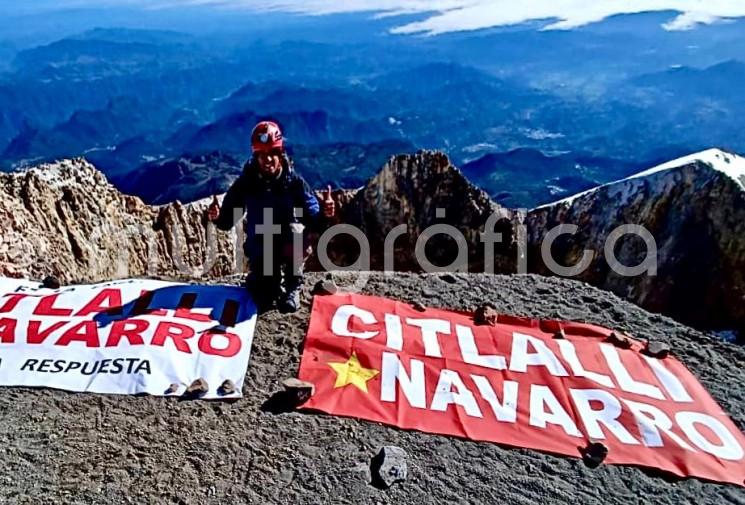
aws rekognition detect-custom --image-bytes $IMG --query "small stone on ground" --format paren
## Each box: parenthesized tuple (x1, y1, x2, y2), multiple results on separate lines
(371, 446, 408, 489)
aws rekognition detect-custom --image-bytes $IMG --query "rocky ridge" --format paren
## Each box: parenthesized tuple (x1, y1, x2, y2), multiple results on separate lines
(323, 151, 516, 272)
(527, 148, 745, 336)
(327, 148, 745, 338)
(0, 149, 743, 338)
(0, 158, 239, 283)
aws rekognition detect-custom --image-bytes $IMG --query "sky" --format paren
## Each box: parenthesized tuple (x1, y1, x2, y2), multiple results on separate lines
(4, 0, 745, 35)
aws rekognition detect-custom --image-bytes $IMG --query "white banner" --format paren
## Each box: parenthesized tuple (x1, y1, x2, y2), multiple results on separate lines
(0, 277, 257, 399)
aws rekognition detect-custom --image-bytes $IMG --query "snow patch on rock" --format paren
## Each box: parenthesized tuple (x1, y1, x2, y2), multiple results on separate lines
(537, 148, 745, 209)
(631, 148, 745, 187)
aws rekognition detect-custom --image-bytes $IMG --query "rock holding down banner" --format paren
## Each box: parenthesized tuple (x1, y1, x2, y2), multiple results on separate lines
(0, 277, 257, 399)
(298, 293, 745, 487)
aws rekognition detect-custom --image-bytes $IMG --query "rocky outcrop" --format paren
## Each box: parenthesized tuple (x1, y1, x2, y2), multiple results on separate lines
(526, 149, 745, 335)
(317, 148, 745, 337)
(0, 158, 239, 283)
(2, 149, 743, 339)
(324, 151, 518, 272)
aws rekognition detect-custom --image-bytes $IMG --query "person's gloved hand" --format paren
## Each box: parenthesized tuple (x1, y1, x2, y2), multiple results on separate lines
(323, 185, 336, 218)
(207, 195, 220, 222)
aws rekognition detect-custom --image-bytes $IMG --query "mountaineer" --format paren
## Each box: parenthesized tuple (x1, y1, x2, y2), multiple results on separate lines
(207, 121, 335, 313)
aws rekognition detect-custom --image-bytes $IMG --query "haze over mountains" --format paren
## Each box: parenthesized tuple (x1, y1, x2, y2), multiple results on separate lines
(1, 10, 744, 206)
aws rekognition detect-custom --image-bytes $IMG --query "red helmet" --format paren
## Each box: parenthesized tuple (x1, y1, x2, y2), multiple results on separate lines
(251, 121, 284, 153)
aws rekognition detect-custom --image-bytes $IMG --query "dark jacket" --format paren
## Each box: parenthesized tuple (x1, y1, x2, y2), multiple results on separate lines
(215, 156, 321, 255)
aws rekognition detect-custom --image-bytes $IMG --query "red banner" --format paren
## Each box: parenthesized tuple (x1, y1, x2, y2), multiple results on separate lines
(298, 293, 745, 487)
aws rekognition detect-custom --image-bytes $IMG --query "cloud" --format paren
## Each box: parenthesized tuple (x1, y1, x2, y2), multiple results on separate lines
(18, 0, 745, 34)
(371, 1, 745, 34)
(661, 10, 732, 31)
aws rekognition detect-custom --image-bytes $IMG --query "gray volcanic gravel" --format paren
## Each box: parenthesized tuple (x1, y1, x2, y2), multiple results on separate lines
(0, 272, 744, 504)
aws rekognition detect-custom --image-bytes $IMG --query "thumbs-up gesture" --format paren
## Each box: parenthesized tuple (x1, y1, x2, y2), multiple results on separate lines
(322, 185, 336, 218)
(207, 195, 220, 222)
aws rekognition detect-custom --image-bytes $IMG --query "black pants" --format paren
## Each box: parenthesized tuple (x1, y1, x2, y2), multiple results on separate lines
(244, 229, 311, 299)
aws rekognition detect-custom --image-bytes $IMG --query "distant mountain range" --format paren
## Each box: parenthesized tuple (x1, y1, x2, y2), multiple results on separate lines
(113, 140, 416, 205)
(1, 18, 744, 206)
(461, 149, 647, 208)
(113, 151, 242, 205)
(111, 144, 671, 209)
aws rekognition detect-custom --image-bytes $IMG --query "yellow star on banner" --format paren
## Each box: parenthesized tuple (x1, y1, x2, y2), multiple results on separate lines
(328, 353, 379, 393)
